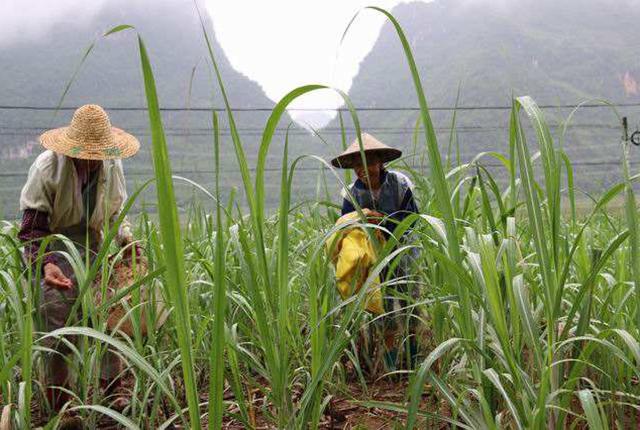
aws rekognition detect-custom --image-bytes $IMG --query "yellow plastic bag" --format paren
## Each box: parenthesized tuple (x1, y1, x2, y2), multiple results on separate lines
(326, 210, 385, 315)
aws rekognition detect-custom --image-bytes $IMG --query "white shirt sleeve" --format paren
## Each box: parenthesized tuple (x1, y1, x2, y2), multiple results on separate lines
(19, 154, 54, 213)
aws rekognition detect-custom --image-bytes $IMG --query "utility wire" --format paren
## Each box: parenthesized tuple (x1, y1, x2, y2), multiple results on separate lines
(0, 123, 621, 133)
(0, 102, 639, 112)
(0, 159, 638, 180)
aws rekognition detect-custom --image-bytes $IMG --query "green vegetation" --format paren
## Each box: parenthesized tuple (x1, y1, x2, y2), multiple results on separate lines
(1, 5, 640, 429)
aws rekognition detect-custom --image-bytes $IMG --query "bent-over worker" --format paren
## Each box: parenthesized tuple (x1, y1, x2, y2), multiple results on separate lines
(18, 104, 139, 428)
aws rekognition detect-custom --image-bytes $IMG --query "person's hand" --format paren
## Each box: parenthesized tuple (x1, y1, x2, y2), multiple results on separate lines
(122, 241, 142, 261)
(43, 263, 73, 290)
(367, 210, 385, 224)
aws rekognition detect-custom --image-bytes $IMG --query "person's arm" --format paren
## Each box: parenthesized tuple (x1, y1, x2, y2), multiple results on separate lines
(18, 155, 73, 285)
(341, 197, 355, 216)
(390, 186, 418, 224)
(385, 175, 420, 237)
(400, 187, 419, 215)
(395, 181, 420, 263)
(111, 213, 133, 247)
(340, 180, 357, 216)
(107, 159, 138, 258)
(17, 209, 72, 288)
(18, 209, 54, 266)
(110, 213, 140, 259)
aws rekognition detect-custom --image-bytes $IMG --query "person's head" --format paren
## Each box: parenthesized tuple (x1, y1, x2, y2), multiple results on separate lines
(330, 133, 402, 184)
(353, 154, 384, 188)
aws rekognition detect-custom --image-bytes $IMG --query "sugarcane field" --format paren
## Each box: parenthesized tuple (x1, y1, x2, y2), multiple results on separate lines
(1, 0, 640, 429)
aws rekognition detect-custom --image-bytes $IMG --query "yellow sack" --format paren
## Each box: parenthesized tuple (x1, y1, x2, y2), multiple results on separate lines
(326, 210, 385, 315)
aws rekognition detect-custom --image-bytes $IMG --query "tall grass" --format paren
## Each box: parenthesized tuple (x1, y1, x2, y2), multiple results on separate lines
(0, 5, 639, 430)
(137, 33, 202, 428)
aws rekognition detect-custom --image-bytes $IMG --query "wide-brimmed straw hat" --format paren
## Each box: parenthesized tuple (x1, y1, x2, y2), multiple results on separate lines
(40, 104, 140, 160)
(330, 133, 402, 169)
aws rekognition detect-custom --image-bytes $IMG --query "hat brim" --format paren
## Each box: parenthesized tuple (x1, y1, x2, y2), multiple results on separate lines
(40, 126, 140, 160)
(331, 147, 402, 169)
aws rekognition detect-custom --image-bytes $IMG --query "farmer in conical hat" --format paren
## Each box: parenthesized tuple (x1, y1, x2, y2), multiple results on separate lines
(331, 133, 420, 371)
(18, 104, 139, 426)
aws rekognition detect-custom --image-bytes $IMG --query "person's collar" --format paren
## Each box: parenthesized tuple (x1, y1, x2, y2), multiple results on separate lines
(66, 156, 105, 185)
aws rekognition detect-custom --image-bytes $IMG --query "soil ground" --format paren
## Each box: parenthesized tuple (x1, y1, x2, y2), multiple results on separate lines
(14, 376, 440, 429)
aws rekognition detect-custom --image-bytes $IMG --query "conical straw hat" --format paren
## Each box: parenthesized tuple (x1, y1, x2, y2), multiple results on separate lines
(40, 104, 140, 160)
(331, 133, 402, 169)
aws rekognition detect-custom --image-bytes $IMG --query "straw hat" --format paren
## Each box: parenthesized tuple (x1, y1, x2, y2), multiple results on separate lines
(40, 104, 140, 160)
(331, 133, 402, 168)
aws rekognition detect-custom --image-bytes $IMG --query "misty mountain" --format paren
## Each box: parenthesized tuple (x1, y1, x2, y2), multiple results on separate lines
(1, 0, 273, 109)
(0, 0, 295, 216)
(350, 0, 640, 108)
(333, 0, 640, 188)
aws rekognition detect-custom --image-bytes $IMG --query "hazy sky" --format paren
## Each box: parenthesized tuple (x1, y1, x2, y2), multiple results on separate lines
(0, 0, 107, 46)
(204, 0, 431, 127)
(0, 0, 430, 127)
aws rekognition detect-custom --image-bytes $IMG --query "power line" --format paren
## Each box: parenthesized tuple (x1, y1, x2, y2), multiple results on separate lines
(1, 103, 639, 112)
(0, 123, 621, 133)
(0, 123, 622, 140)
(0, 165, 325, 179)
(0, 129, 618, 138)
(0, 159, 638, 180)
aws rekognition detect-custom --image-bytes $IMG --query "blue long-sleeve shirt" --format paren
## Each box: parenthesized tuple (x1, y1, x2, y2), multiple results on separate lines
(341, 169, 418, 237)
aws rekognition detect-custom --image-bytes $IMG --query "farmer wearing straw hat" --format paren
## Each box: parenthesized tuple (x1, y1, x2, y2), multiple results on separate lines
(17, 104, 139, 426)
(331, 133, 420, 372)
